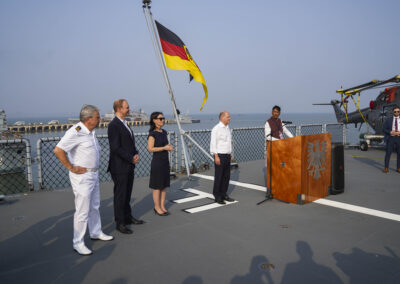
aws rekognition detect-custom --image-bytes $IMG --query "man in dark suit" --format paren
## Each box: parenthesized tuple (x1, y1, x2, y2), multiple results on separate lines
(108, 99, 144, 234)
(383, 105, 400, 173)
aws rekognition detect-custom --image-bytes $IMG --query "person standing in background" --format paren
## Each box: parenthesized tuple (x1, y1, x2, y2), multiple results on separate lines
(147, 112, 173, 216)
(383, 105, 400, 173)
(264, 105, 294, 141)
(54, 105, 113, 255)
(108, 99, 144, 235)
(210, 111, 235, 204)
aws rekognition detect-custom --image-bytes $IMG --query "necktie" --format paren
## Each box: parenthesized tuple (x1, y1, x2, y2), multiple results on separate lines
(395, 118, 398, 132)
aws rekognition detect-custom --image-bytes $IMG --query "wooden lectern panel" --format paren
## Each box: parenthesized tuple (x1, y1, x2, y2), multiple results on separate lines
(266, 133, 331, 204)
(266, 136, 302, 204)
(301, 133, 331, 203)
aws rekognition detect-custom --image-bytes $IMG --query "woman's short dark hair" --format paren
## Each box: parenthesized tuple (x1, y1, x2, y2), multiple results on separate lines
(149, 112, 163, 132)
(272, 105, 281, 112)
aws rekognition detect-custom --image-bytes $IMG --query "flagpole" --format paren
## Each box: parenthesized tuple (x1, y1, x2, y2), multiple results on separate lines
(142, 0, 192, 177)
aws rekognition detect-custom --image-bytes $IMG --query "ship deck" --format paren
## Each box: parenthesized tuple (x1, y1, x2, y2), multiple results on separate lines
(1, 149, 400, 284)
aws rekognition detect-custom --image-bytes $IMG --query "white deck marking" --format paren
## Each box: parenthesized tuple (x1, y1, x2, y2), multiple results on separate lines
(172, 195, 207, 204)
(184, 200, 238, 213)
(192, 174, 265, 192)
(181, 188, 214, 198)
(172, 188, 213, 204)
(313, 199, 400, 222)
(192, 173, 400, 222)
(172, 187, 238, 213)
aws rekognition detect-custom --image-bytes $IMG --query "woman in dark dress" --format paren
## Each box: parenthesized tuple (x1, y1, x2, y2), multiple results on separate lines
(147, 112, 173, 216)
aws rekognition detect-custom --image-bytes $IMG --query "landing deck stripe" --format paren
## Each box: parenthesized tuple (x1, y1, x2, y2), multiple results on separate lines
(181, 187, 215, 198)
(192, 174, 266, 192)
(192, 173, 400, 222)
(172, 195, 208, 204)
(171, 188, 214, 204)
(313, 199, 400, 222)
(184, 200, 238, 213)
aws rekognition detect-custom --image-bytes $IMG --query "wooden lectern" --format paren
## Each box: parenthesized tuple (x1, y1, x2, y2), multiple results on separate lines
(266, 133, 331, 204)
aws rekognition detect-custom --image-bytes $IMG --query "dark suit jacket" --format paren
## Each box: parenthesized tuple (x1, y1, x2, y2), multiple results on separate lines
(383, 117, 394, 143)
(107, 117, 138, 174)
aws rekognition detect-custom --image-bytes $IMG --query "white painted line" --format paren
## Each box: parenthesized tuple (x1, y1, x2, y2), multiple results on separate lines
(185, 200, 238, 214)
(192, 173, 266, 192)
(192, 173, 400, 222)
(313, 199, 400, 222)
(172, 195, 208, 204)
(181, 187, 215, 199)
(229, 180, 266, 192)
(171, 187, 213, 204)
(190, 173, 214, 181)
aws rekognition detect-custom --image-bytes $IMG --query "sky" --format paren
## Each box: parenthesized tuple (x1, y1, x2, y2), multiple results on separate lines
(1, 0, 399, 118)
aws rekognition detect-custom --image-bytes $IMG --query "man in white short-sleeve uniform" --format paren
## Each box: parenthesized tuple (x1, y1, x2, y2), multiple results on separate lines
(54, 105, 113, 255)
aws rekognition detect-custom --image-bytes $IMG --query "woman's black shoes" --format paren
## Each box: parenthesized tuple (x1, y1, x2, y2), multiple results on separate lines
(153, 209, 169, 216)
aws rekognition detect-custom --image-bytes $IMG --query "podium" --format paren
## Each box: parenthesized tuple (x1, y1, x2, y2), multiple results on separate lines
(266, 133, 331, 204)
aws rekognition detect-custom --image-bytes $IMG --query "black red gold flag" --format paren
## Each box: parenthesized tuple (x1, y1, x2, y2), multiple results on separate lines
(155, 20, 208, 110)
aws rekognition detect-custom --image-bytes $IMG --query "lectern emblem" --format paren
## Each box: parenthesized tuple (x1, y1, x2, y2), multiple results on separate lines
(307, 140, 327, 180)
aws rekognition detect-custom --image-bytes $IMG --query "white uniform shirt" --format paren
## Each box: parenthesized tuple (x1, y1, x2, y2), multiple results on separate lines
(264, 120, 294, 141)
(56, 122, 100, 169)
(392, 116, 399, 132)
(210, 121, 232, 155)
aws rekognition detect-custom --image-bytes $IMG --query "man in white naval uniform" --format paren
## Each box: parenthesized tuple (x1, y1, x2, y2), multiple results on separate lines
(54, 105, 113, 255)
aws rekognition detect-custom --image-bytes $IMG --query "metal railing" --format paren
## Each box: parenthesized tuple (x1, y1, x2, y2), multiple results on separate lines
(36, 132, 178, 190)
(0, 123, 345, 193)
(184, 123, 345, 170)
(0, 139, 33, 195)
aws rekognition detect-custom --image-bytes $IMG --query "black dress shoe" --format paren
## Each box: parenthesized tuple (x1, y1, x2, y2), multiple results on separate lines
(127, 217, 145, 225)
(116, 224, 133, 234)
(224, 196, 235, 202)
(215, 199, 226, 204)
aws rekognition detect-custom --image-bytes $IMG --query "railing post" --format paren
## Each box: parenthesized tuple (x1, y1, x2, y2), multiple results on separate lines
(296, 125, 301, 136)
(181, 134, 186, 173)
(342, 123, 346, 146)
(36, 138, 44, 189)
(322, 124, 327, 133)
(23, 139, 34, 191)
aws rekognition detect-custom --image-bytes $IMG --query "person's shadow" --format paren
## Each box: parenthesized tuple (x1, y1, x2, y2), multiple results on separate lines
(281, 241, 343, 284)
(182, 275, 203, 284)
(333, 246, 400, 284)
(353, 156, 384, 171)
(231, 255, 274, 284)
(0, 197, 116, 283)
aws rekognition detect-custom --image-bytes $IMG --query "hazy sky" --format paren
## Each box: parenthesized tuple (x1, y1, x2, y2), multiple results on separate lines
(1, 0, 399, 118)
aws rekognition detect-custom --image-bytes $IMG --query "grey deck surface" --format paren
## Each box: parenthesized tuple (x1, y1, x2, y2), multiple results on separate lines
(1, 149, 400, 284)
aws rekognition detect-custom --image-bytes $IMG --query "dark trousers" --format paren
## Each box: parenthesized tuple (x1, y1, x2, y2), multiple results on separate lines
(111, 171, 134, 225)
(213, 154, 231, 200)
(385, 136, 400, 169)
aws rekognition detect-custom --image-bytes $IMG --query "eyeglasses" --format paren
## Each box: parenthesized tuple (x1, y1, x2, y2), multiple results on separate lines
(156, 117, 165, 121)
(394, 111, 400, 113)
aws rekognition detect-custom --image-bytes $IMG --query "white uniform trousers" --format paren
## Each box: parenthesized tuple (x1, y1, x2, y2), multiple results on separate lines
(69, 171, 102, 246)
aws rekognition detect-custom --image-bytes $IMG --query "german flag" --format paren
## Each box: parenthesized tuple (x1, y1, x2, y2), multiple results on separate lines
(155, 21, 208, 110)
